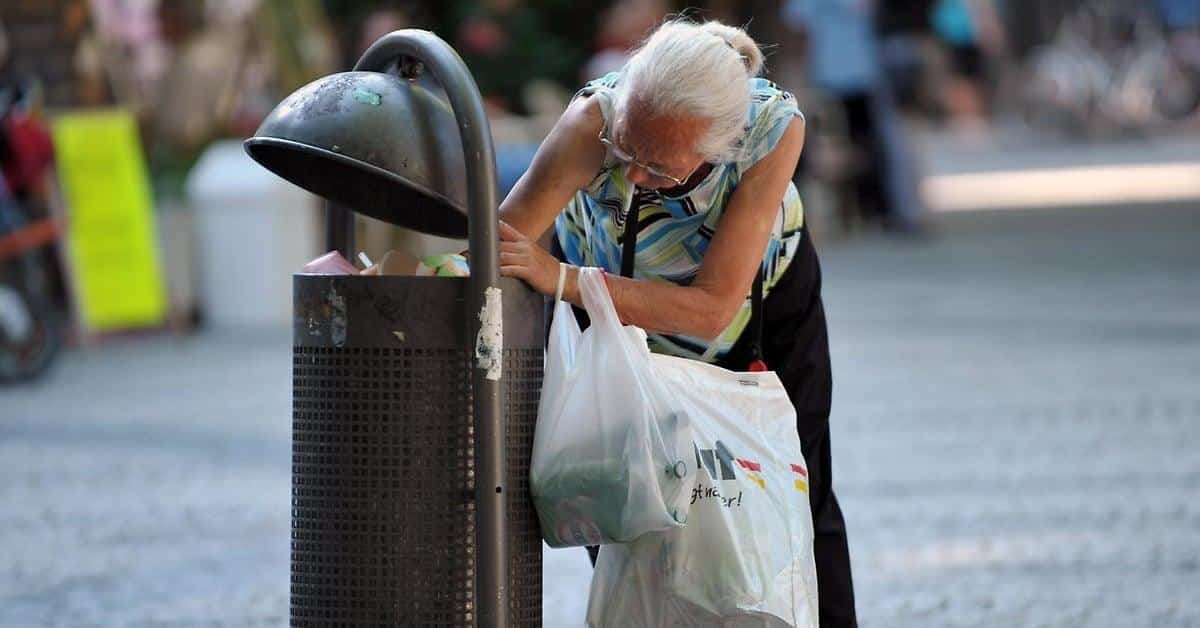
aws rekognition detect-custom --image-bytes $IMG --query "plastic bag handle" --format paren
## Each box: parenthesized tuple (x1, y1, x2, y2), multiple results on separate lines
(578, 267, 625, 337)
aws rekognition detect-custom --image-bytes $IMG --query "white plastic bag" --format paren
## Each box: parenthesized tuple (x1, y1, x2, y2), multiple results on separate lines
(585, 354, 819, 628)
(530, 267, 696, 547)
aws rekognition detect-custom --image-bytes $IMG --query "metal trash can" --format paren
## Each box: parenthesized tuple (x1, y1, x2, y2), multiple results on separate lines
(291, 274, 543, 625)
(245, 29, 543, 627)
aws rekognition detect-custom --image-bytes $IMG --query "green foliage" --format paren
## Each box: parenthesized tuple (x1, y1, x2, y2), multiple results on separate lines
(322, 0, 611, 111)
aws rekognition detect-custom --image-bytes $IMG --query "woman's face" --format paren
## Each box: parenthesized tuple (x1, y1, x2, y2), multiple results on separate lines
(609, 105, 710, 189)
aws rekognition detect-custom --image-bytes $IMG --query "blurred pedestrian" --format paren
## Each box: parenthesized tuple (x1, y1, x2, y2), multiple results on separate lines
(1155, 0, 1200, 33)
(784, 0, 925, 234)
(874, 0, 936, 111)
(931, 0, 1008, 128)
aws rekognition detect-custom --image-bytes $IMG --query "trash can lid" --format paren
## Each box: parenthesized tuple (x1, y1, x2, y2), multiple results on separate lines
(244, 71, 471, 239)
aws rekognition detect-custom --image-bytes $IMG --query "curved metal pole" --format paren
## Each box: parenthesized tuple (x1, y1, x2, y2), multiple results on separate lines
(325, 201, 354, 260)
(353, 30, 505, 628)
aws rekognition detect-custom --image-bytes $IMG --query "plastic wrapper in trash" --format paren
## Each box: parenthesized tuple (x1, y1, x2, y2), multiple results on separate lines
(586, 355, 819, 628)
(361, 250, 470, 277)
(302, 251, 358, 275)
(360, 249, 420, 275)
(531, 267, 695, 547)
(417, 253, 470, 277)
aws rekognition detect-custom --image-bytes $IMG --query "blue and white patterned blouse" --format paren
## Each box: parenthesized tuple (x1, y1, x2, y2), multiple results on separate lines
(555, 71, 806, 362)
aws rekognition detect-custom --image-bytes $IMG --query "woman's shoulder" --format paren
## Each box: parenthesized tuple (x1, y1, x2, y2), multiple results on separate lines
(748, 78, 802, 119)
(734, 78, 804, 170)
(560, 89, 605, 141)
(537, 89, 606, 192)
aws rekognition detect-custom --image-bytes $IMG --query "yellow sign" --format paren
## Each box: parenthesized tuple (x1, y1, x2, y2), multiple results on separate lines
(52, 109, 166, 332)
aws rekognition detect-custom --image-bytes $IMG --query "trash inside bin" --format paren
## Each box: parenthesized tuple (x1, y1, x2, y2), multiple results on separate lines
(301, 250, 358, 275)
(358, 249, 470, 277)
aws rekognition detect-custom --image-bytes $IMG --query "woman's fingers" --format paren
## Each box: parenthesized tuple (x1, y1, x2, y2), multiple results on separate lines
(499, 250, 528, 264)
(498, 222, 553, 293)
(499, 265, 530, 279)
(499, 233, 530, 278)
(498, 220, 526, 242)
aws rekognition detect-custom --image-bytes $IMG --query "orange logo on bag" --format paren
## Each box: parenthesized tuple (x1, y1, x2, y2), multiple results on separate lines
(735, 458, 761, 472)
(790, 463, 808, 494)
(736, 458, 766, 489)
(694, 442, 766, 489)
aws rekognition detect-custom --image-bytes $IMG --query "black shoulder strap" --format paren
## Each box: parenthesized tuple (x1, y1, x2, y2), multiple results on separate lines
(619, 196, 766, 368)
(750, 264, 765, 362)
(620, 204, 638, 278)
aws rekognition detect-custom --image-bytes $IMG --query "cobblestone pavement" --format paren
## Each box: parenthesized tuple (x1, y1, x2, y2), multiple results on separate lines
(1, 203, 1197, 627)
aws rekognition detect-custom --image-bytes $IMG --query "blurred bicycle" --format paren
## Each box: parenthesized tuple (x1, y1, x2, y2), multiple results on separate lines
(1024, 0, 1200, 138)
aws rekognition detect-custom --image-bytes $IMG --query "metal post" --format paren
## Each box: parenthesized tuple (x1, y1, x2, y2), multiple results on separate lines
(352, 31, 505, 628)
(325, 201, 355, 259)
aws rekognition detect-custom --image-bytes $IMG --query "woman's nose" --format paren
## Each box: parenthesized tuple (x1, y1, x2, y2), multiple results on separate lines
(625, 163, 652, 186)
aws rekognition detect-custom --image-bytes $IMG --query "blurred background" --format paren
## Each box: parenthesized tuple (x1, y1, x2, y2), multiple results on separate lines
(1, 0, 1197, 626)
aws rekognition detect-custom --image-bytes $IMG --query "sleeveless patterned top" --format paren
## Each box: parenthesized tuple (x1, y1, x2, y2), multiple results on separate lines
(555, 72, 806, 362)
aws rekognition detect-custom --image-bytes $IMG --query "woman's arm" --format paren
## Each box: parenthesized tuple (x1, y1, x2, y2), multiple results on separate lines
(498, 96, 606, 240)
(502, 116, 805, 340)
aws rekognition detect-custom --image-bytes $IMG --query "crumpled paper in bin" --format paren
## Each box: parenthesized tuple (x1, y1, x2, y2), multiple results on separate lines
(360, 250, 469, 277)
(416, 253, 469, 277)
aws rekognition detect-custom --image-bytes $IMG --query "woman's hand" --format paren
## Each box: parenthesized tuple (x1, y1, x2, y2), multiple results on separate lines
(499, 221, 560, 296)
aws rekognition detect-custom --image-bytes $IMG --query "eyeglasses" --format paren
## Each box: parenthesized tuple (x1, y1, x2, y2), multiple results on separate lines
(598, 127, 700, 187)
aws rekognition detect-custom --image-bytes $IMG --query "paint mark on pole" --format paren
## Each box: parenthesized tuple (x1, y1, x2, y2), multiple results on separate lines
(475, 286, 503, 380)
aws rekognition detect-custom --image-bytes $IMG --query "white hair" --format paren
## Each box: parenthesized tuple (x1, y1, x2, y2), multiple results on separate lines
(615, 19, 764, 162)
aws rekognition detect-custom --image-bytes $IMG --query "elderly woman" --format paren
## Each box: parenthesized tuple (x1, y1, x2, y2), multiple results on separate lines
(498, 19, 858, 627)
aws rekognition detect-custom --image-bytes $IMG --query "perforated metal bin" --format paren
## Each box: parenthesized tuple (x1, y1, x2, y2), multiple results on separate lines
(244, 28, 545, 628)
(291, 275, 543, 626)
